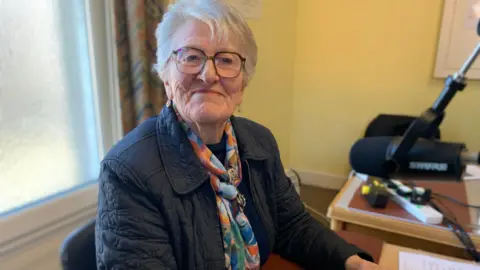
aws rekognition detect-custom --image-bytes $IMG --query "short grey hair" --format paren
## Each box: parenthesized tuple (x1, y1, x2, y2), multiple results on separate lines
(154, 0, 258, 86)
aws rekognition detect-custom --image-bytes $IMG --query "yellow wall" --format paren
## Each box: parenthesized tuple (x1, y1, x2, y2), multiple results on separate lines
(240, 0, 297, 166)
(163, 0, 480, 175)
(290, 0, 480, 175)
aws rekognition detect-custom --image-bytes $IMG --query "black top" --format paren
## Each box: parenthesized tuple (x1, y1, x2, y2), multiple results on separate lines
(95, 105, 374, 270)
(207, 136, 270, 266)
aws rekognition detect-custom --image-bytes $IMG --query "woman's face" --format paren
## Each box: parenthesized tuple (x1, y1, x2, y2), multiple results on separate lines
(163, 20, 245, 125)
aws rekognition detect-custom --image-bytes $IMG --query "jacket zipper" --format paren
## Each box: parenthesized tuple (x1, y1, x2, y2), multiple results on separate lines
(244, 159, 273, 251)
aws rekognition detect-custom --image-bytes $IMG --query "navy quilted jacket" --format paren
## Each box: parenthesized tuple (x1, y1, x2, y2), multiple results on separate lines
(95, 105, 372, 269)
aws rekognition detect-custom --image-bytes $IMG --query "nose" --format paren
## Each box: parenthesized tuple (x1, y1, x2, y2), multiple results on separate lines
(197, 58, 219, 83)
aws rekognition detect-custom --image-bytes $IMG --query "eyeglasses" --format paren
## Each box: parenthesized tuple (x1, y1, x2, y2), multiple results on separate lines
(172, 47, 246, 78)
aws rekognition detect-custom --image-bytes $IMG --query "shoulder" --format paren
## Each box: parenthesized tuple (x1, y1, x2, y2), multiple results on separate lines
(231, 116, 279, 158)
(105, 116, 158, 159)
(102, 116, 163, 179)
(232, 116, 274, 139)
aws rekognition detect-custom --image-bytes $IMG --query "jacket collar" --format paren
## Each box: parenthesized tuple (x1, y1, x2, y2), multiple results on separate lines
(156, 105, 268, 195)
(230, 115, 269, 161)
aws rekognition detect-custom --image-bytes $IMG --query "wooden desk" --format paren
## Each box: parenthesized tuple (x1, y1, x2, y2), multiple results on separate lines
(327, 174, 480, 260)
(262, 230, 385, 269)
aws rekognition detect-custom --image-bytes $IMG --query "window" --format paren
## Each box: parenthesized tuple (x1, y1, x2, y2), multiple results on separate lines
(0, 0, 120, 250)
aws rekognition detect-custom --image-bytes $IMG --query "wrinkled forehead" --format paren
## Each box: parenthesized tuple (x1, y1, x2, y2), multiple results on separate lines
(173, 19, 243, 54)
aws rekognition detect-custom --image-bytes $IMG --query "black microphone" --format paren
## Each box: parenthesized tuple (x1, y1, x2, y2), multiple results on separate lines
(349, 136, 480, 181)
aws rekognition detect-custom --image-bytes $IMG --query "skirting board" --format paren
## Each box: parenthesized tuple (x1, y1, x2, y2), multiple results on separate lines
(290, 168, 349, 191)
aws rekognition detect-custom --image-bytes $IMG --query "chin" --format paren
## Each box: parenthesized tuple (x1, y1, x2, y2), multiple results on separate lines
(191, 103, 232, 124)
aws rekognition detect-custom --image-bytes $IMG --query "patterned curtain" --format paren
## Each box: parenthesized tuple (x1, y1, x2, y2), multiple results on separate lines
(113, 0, 167, 134)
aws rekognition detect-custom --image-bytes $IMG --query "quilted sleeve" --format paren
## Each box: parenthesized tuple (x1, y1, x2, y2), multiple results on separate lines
(268, 134, 373, 269)
(95, 159, 177, 270)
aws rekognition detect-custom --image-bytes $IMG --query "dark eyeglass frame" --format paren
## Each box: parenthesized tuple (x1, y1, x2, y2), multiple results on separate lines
(172, 46, 247, 78)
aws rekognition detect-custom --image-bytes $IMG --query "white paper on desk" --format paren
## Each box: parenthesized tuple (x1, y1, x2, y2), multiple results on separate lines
(464, 165, 480, 181)
(399, 252, 480, 270)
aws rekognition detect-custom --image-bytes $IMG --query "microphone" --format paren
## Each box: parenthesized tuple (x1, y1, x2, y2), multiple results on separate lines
(349, 136, 480, 181)
(348, 19, 480, 182)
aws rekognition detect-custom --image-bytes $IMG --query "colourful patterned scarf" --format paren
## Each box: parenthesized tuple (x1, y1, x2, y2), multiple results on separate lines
(171, 102, 260, 269)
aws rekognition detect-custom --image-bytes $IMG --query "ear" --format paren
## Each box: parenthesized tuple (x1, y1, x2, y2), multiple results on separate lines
(159, 65, 173, 100)
(235, 89, 244, 109)
(166, 88, 173, 100)
(241, 73, 249, 89)
(164, 81, 173, 100)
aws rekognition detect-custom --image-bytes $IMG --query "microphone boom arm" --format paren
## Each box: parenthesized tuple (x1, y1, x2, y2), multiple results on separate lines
(386, 23, 480, 177)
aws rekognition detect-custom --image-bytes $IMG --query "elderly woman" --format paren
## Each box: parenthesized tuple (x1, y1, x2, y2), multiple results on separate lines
(95, 0, 382, 269)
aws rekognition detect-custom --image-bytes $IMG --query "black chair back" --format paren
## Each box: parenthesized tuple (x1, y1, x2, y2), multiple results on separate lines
(364, 114, 441, 139)
(60, 218, 96, 270)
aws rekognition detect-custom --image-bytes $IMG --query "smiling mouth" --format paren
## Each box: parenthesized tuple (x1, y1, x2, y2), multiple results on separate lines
(194, 90, 222, 96)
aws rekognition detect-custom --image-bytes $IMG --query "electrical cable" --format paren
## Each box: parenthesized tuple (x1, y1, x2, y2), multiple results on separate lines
(430, 197, 458, 223)
(429, 201, 480, 262)
(286, 168, 331, 226)
(385, 179, 479, 261)
(432, 192, 480, 209)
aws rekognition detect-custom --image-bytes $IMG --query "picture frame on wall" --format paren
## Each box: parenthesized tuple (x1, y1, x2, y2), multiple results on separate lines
(434, 0, 480, 79)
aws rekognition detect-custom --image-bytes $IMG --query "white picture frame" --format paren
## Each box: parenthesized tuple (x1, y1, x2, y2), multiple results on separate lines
(434, 0, 480, 79)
